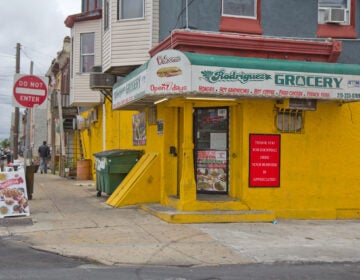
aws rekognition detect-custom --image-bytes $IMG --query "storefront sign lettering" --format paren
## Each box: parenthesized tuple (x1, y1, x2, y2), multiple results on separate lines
(275, 74, 342, 88)
(112, 71, 147, 109)
(150, 83, 188, 94)
(201, 69, 271, 84)
(156, 54, 181, 65)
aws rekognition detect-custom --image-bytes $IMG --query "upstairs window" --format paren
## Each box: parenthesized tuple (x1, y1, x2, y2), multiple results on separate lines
(317, 0, 356, 38)
(118, 0, 144, 20)
(222, 0, 257, 19)
(82, 0, 102, 12)
(220, 0, 262, 34)
(80, 33, 95, 73)
(318, 0, 350, 25)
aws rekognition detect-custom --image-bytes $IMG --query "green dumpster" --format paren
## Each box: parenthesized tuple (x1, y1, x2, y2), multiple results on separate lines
(93, 149, 143, 196)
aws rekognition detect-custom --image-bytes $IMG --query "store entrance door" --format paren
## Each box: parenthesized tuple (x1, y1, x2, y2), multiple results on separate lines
(194, 107, 229, 194)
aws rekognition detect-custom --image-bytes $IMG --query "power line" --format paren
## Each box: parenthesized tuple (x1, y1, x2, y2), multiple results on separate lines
(0, 53, 15, 59)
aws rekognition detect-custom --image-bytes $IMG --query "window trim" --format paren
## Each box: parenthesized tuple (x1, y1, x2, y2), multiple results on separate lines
(104, 0, 110, 30)
(317, 0, 357, 38)
(118, 0, 145, 21)
(219, 0, 262, 35)
(80, 33, 95, 74)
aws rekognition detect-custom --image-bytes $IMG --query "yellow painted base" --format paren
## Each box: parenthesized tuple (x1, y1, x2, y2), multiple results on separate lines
(166, 195, 250, 211)
(336, 209, 360, 219)
(141, 204, 276, 224)
(106, 153, 160, 207)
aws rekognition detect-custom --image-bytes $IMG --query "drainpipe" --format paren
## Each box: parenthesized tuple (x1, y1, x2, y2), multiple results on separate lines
(185, 0, 189, 30)
(103, 102, 106, 151)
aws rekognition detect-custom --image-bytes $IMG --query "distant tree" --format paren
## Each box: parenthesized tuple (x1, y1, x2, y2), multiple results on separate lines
(1, 138, 10, 148)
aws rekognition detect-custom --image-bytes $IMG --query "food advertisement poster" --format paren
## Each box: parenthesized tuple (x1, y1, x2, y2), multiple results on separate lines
(147, 49, 191, 95)
(196, 150, 227, 193)
(132, 112, 146, 146)
(249, 134, 280, 187)
(0, 170, 30, 218)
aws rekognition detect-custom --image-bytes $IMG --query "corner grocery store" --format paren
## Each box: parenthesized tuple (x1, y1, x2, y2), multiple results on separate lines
(104, 48, 360, 223)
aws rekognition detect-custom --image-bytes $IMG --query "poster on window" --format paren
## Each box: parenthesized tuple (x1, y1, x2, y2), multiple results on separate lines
(132, 112, 146, 146)
(196, 150, 227, 192)
(0, 169, 30, 218)
(249, 134, 280, 187)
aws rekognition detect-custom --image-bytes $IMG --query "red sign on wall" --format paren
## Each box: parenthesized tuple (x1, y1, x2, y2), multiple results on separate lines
(249, 134, 280, 187)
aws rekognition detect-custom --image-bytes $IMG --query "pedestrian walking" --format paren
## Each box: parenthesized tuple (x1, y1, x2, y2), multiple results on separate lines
(38, 141, 50, 174)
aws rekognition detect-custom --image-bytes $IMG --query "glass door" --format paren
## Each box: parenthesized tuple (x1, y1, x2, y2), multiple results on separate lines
(194, 107, 229, 194)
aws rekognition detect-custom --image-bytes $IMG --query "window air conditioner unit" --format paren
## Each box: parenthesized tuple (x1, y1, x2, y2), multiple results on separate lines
(323, 8, 347, 23)
(89, 109, 98, 123)
(89, 66, 116, 90)
(73, 115, 89, 130)
(90, 72, 116, 90)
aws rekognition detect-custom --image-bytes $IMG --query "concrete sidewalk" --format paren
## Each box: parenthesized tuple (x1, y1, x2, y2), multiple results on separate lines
(1, 173, 360, 266)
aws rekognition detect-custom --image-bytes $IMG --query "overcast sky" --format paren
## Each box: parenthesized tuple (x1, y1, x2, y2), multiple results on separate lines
(0, 0, 81, 141)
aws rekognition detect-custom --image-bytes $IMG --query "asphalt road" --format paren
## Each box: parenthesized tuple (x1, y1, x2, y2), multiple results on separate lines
(1, 238, 360, 280)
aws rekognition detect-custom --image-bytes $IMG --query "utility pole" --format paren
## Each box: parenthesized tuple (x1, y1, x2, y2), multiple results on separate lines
(24, 61, 34, 165)
(13, 43, 21, 160)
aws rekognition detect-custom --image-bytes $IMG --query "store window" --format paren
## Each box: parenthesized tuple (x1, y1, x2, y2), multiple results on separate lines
(276, 110, 303, 133)
(118, 0, 144, 20)
(80, 33, 95, 73)
(219, 0, 262, 34)
(317, 0, 356, 38)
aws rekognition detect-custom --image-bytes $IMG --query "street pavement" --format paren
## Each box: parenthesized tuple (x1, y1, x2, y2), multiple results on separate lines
(1, 173, 360, 267)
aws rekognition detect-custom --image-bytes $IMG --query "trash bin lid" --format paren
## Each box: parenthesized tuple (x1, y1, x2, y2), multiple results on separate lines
(93, 149, 143, 158)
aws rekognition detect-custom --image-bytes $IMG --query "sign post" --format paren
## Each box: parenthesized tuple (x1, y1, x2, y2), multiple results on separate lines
(13, 74, 48, 108)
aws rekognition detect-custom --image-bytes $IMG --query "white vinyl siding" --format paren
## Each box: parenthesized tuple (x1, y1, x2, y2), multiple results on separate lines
(70, 19, 102, 106)
(102, 0, 159, 72)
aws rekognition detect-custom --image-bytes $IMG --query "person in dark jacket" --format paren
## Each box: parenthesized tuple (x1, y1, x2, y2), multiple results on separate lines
(38, 141, 50, 174)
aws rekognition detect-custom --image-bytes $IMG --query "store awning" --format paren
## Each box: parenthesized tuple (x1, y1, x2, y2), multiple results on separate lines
(112, 50, 360, 110)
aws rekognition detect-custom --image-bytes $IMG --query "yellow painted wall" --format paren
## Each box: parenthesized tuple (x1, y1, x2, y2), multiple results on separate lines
(81, 96, 360, 219)
(81, 100, 148, 180)
(238, 100, 360, 218)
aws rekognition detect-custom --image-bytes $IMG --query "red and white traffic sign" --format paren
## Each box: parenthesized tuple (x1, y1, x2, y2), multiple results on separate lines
(13, 74, 48, 108)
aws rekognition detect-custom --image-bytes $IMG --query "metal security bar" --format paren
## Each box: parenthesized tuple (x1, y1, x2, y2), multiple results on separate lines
(276, 109, 303, 133)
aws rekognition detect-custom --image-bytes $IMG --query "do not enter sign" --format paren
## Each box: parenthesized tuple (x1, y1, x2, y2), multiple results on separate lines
(13, 74, 48, 108)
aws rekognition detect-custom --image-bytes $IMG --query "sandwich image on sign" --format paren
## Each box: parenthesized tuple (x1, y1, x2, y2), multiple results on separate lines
(157, 67, 182, 77)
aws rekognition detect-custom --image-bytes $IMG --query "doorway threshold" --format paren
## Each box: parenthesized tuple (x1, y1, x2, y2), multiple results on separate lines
(196, 193, 237, 202)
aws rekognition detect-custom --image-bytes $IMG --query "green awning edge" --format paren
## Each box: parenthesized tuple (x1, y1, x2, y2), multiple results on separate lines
(112, 61, 149, 89)
(183, 52, 360, 75)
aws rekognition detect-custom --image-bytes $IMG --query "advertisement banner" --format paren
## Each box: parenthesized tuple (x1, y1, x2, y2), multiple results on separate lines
(192, 65, 360, 101)
(147, 49, 191, 95)
(196, 150, 227, 192)
(0, 169, 30, 218)
(249, 134, 280, 187)
(112, 70, 147, 110)
(132, 112, 146, 146)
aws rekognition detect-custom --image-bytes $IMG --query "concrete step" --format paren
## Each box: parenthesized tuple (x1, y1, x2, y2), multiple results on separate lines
(141, 204, 276, 224)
